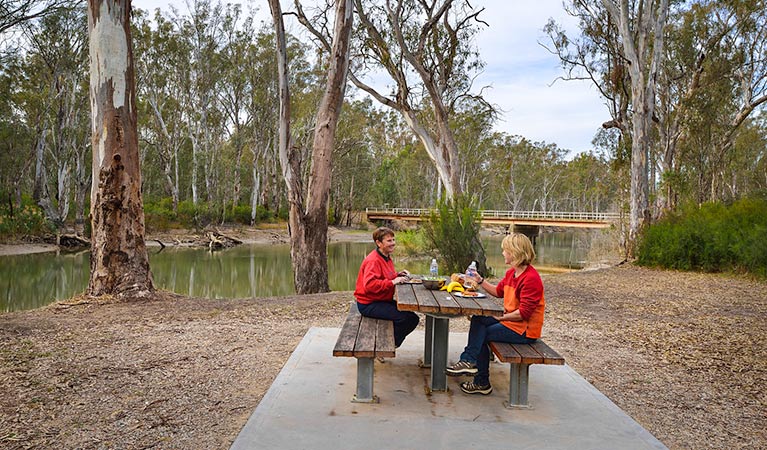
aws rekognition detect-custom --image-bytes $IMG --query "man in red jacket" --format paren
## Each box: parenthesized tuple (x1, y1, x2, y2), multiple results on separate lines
(354, 227, 419, 347)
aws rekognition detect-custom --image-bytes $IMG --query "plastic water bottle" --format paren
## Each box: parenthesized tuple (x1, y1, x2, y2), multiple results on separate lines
(466, 261, 478, 278)
(430, 258, 439, 277)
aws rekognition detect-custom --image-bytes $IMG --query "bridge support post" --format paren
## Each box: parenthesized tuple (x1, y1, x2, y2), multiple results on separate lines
(511, 224, 539, 245)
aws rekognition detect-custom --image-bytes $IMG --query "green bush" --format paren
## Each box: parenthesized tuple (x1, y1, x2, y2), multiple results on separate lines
(395, 229, 429, 256)
(0, 200, 54, 240)
(637, 198, 767, 277)
(224, 204, 252, 224)
(423, 194, 488, 275)
(177, 200, 216, 229)
(143, 197, 284, 230)
(143, 198, 177, 232)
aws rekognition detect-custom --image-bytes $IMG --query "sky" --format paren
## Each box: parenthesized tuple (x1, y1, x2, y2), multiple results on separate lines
(132, 0, 608, 155)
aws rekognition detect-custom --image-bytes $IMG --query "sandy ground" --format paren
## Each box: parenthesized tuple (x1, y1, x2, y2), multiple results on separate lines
(0, 244, 59, 256)
(0, 262, 765, 449)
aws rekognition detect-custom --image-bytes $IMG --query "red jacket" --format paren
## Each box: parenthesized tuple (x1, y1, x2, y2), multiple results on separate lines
(354, 249, 398, 304)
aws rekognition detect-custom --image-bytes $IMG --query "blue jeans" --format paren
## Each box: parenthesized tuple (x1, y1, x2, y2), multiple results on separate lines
(459, 315, 535, 386)
(356, 301, 419, 348)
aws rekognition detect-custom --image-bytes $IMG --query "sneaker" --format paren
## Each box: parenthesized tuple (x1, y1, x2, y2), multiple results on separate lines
(445, 360, 478, 376)
(459, 381, 493, 395)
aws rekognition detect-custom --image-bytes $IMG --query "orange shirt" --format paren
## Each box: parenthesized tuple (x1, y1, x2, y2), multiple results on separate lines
(501, 265, 545, 339)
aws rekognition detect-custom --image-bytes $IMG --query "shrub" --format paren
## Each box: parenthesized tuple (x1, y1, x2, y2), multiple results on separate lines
(225, 204, 252, 224)
(637, 198, 767, 278)
(395, 229, 429, 256)
(423, 194, 488, 275)
(177, 200, 216, 229)
(0, 200, 54, 240)
(143, 198, 177, 232)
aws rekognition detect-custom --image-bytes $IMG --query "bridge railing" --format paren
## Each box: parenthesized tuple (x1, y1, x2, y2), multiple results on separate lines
(365, 207, 621, 222)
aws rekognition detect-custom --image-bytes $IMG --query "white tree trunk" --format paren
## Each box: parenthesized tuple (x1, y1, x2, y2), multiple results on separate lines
(602, 0, 669, 257)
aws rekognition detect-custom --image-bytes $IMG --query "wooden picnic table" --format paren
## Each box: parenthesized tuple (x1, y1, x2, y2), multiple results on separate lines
(395, 280, 503, 392)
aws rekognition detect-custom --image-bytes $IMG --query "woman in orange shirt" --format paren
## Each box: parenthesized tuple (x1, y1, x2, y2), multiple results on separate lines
(446, 233, 545, 395)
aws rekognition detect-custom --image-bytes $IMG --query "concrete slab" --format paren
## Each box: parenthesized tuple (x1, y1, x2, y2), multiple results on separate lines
(231, 328, 667, 450)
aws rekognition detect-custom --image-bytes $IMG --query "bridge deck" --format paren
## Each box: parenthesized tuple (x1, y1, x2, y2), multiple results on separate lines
(365, 208, 619, 229)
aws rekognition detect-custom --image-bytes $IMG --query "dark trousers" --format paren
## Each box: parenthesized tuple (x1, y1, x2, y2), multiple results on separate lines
(356, 300, 419, 348)
(460, 315, 535, 386)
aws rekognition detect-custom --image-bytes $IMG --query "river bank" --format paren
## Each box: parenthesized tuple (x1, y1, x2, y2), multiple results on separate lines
(1, 264, 764, 449)
(0, 225, 374, 256)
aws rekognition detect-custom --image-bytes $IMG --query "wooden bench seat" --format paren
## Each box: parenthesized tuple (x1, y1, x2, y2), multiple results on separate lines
(489, 339, 565, 408)
(333, 303, 395, 403)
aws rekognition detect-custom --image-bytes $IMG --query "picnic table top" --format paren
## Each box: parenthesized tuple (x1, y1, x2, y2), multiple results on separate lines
(395, 280, 503, 316)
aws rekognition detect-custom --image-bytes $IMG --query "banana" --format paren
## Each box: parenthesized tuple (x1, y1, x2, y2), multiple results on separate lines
(440, 281, 465, 293)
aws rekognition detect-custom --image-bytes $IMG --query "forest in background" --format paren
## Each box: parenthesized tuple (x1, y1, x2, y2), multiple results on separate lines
(1, 0, 765, 238)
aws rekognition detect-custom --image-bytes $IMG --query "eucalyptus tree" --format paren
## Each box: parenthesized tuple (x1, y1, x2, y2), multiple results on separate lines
(269, 0, 354, 294)
(216, 4, 254, 212)
(0, 0, 77, 34)
(20, 4, 90, 233)
(655, 0, 767, 209)
(721, 115, 767, 200)
(700, 1, 767, 201)
(244, 30, 280, 221)
(86, 0, 153, 296)
(295, 0, 491, 200)
(173, 0, 226, 205)
(0, 53, 33, 210)
(240, 27, 315, 222)
(599, 0, 669, 254)
(563, 150, 618, 212)
(547, 0, 669, 256)
(451, 102, 496, 204)
(329, 98, 379, 225)
(133, 8, 187, 212)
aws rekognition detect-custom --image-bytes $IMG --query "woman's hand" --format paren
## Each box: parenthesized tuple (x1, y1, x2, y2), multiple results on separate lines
(466, 273, 483, 284)
(397, 269, 410, 278)
(392, 276, 409, 285)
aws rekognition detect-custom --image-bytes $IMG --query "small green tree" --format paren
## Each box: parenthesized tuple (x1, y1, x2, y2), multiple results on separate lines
(423, 194, 488, 276)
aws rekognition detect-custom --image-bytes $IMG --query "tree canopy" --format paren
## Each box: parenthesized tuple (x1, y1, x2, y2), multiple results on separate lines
(0, 1, 765, 257)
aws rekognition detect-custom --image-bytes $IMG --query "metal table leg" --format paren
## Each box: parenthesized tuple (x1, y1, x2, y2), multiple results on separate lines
(429, 316, 449, 391)
(422, 315, 433, 368)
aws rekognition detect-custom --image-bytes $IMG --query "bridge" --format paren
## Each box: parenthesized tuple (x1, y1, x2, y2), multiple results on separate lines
(365, 207, 620, 229)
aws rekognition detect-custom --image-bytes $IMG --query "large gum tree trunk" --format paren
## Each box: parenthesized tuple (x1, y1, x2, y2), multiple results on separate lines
(270, 0, 353, 294)
(602, 0, 668, 258)
(87, 0, 154, 297)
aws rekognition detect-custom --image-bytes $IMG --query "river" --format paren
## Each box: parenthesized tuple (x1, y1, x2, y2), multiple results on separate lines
(1, 231, 597, 312)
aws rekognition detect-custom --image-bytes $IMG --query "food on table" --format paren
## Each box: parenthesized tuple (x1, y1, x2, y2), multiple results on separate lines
(440, 281, 465, 293)
(463, 279, 479, 291)
(421, 277, 444, 290)
(450, 273, 465, 283)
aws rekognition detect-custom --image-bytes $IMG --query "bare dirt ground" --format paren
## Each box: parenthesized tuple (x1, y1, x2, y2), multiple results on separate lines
(1, 242, 765, 448)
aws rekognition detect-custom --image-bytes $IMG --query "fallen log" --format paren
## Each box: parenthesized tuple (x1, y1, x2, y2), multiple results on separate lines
(205, 230, 242, 251)
(59, 234, 90, 249)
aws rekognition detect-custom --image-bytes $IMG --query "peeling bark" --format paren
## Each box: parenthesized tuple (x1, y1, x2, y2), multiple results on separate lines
(87, 0, 153, 297)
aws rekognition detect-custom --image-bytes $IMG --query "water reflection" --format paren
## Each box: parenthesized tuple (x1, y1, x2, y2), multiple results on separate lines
(1, 231, 592, 312)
